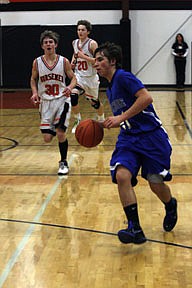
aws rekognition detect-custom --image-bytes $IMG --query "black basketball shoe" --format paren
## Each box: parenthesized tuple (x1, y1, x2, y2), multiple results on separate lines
(118, 221, 147, 244)
(163, 197, 178, 232)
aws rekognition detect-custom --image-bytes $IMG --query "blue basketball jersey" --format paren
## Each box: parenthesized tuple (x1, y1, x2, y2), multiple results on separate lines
(106, 69, 162, 134)
(106, 69, 172, 184)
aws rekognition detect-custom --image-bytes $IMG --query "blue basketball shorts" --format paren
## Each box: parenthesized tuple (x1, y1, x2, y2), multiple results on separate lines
(110, 127, 172, 184)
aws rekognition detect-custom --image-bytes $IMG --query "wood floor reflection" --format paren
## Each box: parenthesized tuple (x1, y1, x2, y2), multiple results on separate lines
(0, 89, 192, 288)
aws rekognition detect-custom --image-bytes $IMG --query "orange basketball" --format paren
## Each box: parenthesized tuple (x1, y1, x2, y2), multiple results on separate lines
(75, 119, 104, 148)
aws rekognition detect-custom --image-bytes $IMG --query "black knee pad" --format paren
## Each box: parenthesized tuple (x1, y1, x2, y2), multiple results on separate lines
(71, 93, 79, 106)
(91, 99, 100, 110)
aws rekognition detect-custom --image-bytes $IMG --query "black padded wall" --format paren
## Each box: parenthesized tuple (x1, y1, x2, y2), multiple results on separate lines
(2, 24, 120, 88)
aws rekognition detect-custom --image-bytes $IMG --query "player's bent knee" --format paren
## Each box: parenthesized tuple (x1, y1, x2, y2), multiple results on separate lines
(147, 173, 164, 184)
(43, 135, 53, 143)
(71, 93, 79, 106)
(116, 166, 132, 184)
(91, 99, 100, 109)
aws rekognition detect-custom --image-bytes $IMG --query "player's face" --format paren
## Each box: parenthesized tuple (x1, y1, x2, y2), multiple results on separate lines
(41, 37, 57, 53)
(77, 25, 89, 40)
(94, 51, 114, 81)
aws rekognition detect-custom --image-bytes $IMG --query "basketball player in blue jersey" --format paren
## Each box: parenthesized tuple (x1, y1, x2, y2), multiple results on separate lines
(30, 30, 76, 175)
(70, 20, 105, 133)
(94, 42, 177, 244)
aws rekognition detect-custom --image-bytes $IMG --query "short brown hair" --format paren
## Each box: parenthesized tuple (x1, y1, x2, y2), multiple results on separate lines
(77, 20, 92, 32)
(40, 30, 59, 45)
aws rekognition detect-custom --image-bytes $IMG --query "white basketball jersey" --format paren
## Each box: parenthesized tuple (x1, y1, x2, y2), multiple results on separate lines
(36, 55, 67, 100)
(72, 38, 97, 77)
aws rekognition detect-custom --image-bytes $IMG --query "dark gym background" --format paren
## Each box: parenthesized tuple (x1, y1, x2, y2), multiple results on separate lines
(1, 0, 191, 88)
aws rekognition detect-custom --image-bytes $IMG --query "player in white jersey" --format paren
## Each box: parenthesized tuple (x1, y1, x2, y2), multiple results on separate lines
(70, 20, 105, 133)
(30, 30, 76, 175)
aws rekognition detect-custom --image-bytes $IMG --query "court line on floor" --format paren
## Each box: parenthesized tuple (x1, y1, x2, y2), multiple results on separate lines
(0, 173, 192, 177)
(0, 218, 191, 250)
(0, 154, 76, 288)
(0, 136, 18, 152)
(176, 100, 192, 138)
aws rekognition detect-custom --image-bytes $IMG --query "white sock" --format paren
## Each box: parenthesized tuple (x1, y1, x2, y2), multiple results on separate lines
(97, 114, 105, 121)
(74, 113, 81, 121)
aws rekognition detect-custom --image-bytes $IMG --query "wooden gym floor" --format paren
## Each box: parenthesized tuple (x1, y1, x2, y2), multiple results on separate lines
(0, 89, 192, 288)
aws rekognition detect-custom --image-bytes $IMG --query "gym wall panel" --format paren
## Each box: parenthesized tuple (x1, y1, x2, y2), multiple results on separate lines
(1, 7, 192, 87)
(2, 25, 121, 88)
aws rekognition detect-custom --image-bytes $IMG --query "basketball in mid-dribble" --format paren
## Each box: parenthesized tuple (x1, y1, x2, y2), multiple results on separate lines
(75, 119, 104, 148)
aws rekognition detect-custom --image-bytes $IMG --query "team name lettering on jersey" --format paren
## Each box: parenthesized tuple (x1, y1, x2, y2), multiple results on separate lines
(111, 98, 126, 113)
(40, 73, 63, 82)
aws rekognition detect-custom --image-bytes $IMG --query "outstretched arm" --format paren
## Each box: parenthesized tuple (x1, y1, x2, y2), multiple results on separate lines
(30, 59, 40, 104)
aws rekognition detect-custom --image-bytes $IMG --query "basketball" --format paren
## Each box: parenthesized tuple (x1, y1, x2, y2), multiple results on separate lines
(75, 119, 104, 148)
